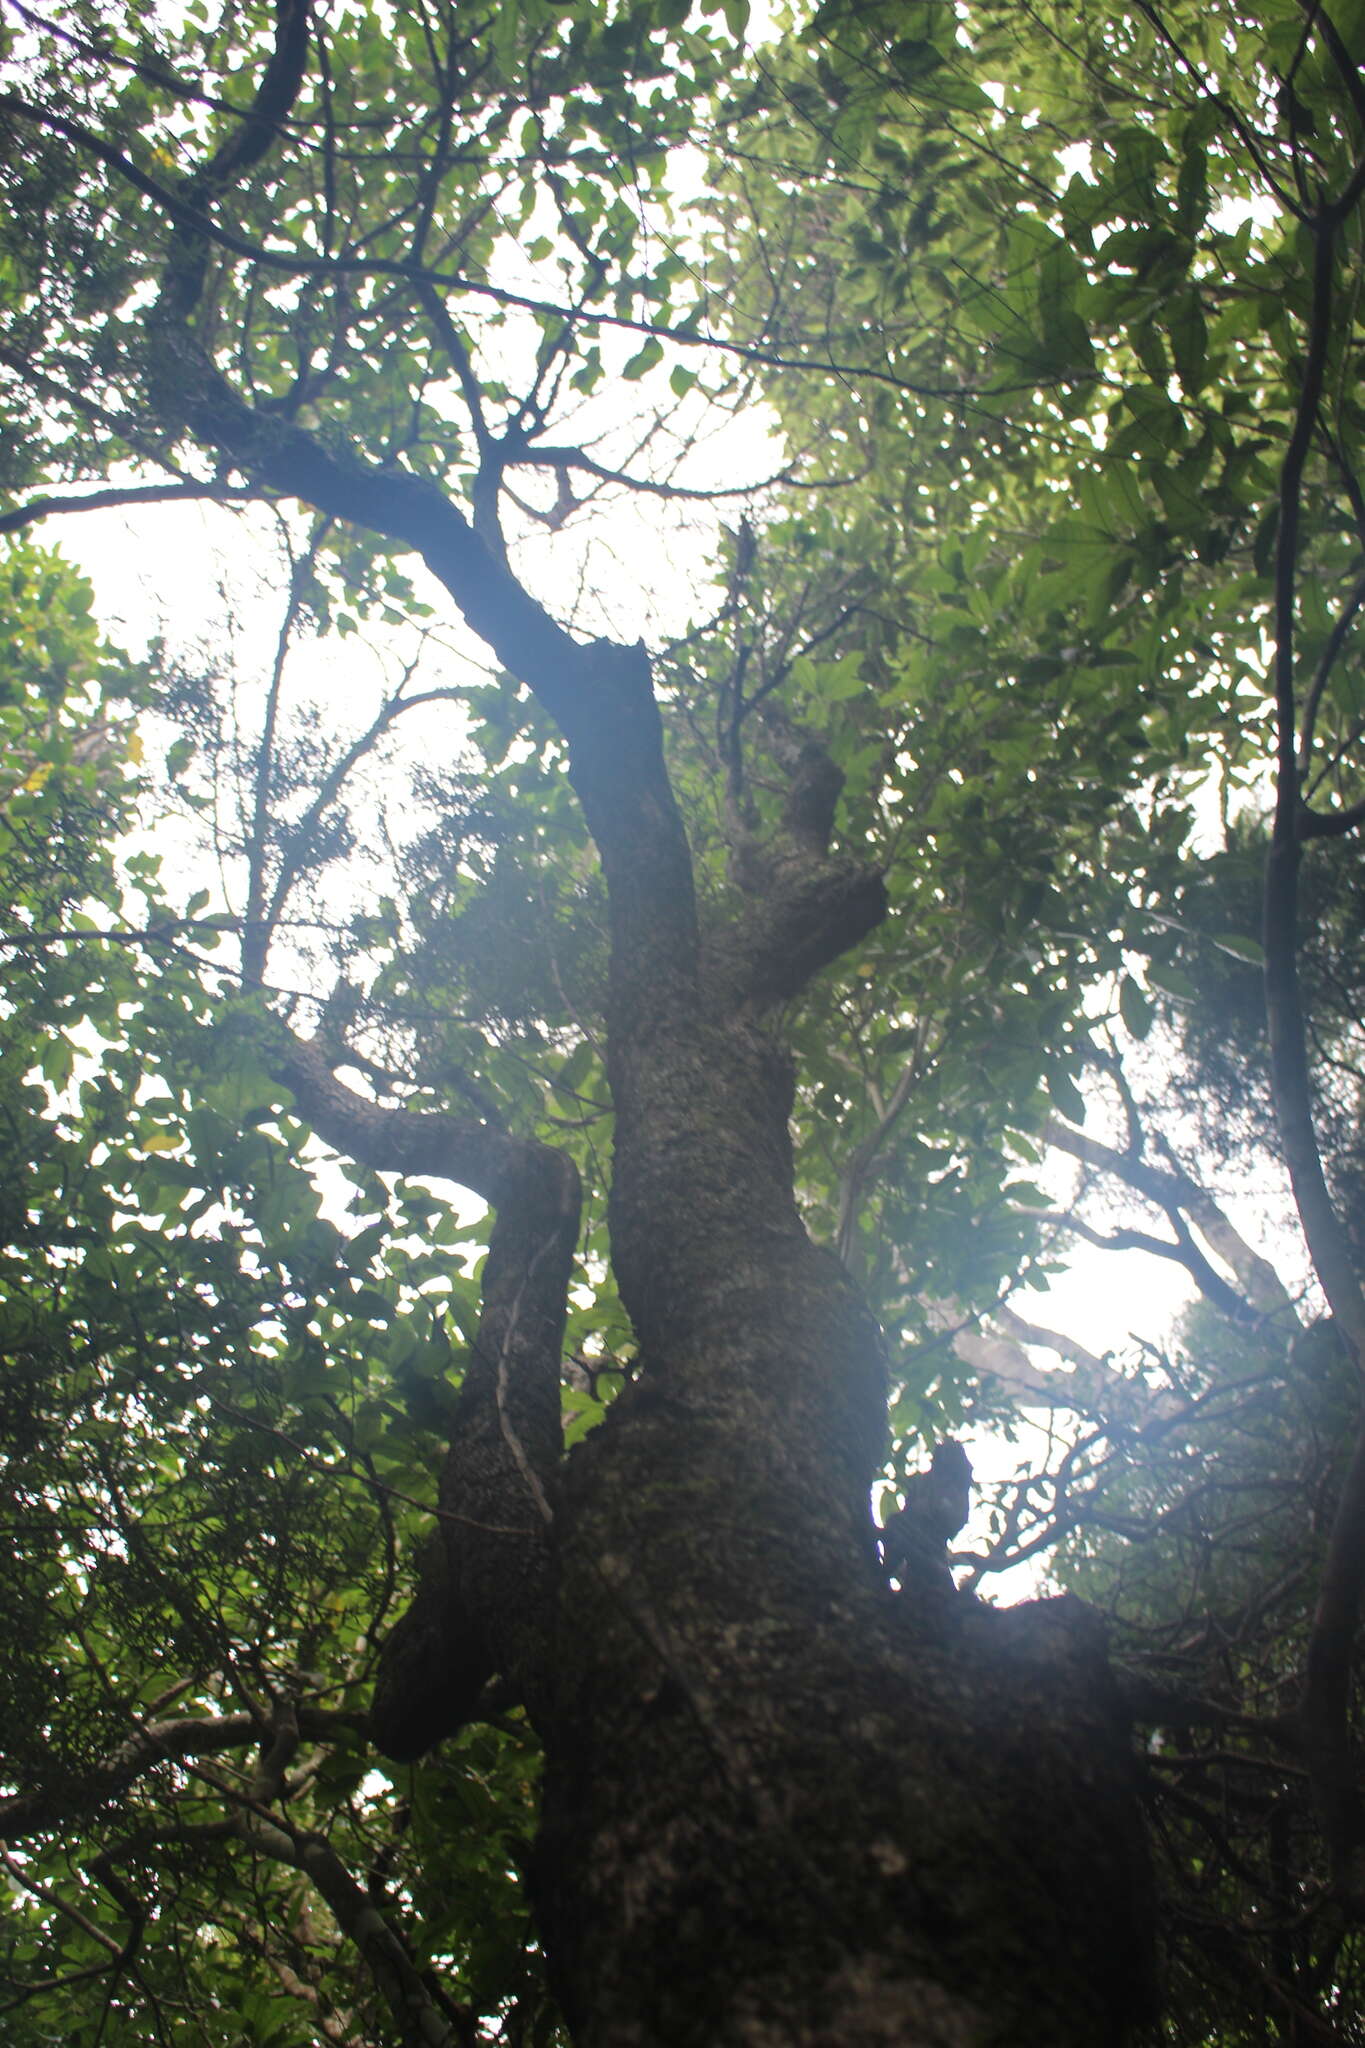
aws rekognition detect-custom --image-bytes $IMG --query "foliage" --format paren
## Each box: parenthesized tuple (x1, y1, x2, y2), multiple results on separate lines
(0, 545, 558, 2040)
(3, 0, 1365, 2039)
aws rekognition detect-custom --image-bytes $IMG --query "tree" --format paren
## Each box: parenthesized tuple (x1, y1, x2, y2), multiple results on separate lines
(3, 0, 1365, 2041)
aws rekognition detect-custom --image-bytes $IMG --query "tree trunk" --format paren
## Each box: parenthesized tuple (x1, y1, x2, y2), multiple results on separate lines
(541, 1443, 1153, 2047)
(531, 933, 1153, 2047)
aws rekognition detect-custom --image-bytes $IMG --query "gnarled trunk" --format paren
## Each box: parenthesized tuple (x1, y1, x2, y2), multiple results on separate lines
(532, 909, 1152, 2047)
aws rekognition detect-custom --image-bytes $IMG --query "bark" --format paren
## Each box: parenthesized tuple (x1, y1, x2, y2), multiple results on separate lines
(1264, 203, 1365, 1901)
(528, 827, 1154, 2042)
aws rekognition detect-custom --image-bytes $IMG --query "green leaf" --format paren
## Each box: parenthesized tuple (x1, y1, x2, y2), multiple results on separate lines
(622, 336, 665, 380)
(1118, 974, 1153, 1040)
(1212, 932, 1264, 964)
(1168, 288, 1208, 396)
(1046, 1069, 1087, 1125)
(1148, 962, 1199, 1001)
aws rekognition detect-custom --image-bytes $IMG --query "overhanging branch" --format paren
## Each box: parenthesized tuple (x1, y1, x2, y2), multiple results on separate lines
(233, 1804, 462, 2048)
(0, 481, 254, 535)
(0, 1706, 360, 1840)
(1044, 1115, 1296, 1324)
(273, 1032, 543, 1209)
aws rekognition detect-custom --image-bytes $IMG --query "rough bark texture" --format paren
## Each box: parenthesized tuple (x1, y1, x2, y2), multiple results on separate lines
(369, 1140, 580, 1759)
(271, 1036, 580, 1761)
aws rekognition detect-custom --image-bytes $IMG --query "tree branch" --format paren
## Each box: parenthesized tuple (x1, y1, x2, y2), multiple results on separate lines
(1297, 565, 1365, 776)
(266, 1032, 581, 1759)
(1028, 1198, 1254, 1321)
(0, 1707, 359, 1840)
(709, 703, 888, 1010)
(712, 854, 887, 1009)
(1045, 1115, 1296, 1321)
(1302, 1412, 1365, 1901)
(242, 531, 318, 986)
(929, 1296, 1168, 1420)
(835, 1021, 934, 1268)
(525, 442, 798, 503)
(158, 0, 312, 322)
(415, 280, 505, 557)
(1300, 0, 1365, 131)
(1259, 193, 1365, 1898)
(1300, 791, 1365, 839)
(211, 1793, 461, 2048)
(272, 1032, 548, 1209)
(0, 481, 253, 535)
(1263, 208, 1365, 1361)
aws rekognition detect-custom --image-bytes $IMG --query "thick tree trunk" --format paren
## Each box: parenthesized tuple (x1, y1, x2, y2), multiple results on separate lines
(541, 1471, 1151, 2046)
(531, 989, 1152, 2047)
